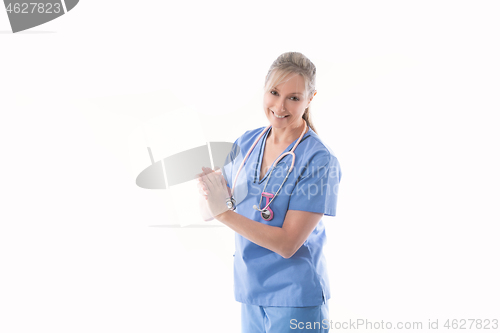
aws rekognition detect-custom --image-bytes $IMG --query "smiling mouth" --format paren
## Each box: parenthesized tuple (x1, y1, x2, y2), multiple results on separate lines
(271, 110, 289, 118)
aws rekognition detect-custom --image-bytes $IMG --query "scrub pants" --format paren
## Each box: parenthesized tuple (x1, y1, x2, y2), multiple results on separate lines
(241, 301, 329, 333)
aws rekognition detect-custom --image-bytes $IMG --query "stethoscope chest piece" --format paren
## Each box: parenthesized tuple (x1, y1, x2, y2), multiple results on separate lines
(261, 208, 273, 221)
(259, 192, 274, 221)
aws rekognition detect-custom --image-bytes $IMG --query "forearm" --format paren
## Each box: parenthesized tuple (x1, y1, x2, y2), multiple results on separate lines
(215, 210, 289, 258)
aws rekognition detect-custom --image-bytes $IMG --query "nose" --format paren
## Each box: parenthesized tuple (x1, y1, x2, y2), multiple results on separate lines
(273, 98, 286, 112)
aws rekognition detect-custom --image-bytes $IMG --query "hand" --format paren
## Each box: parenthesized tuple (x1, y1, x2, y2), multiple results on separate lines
(198, 166, 231, 218)
(196, 173, 209, 199)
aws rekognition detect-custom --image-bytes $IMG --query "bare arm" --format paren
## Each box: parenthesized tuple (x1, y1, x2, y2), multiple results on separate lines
(216, 209, 323, 259)
(200, 167, 323, 258)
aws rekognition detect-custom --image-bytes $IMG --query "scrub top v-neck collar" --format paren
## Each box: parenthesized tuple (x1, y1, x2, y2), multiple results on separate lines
(255, 125, 312, 184)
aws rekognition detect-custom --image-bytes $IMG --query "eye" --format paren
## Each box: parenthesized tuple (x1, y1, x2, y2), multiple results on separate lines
(270, 90, 278, 96)
(290, 96, 300, 101)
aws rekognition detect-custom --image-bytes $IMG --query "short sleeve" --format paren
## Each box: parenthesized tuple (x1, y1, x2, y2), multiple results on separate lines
(222, 136, 241, 190)
(288, 152, 341, 217)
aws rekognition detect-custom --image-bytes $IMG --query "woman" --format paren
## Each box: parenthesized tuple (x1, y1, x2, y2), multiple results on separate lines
(197, 52, 341, 333)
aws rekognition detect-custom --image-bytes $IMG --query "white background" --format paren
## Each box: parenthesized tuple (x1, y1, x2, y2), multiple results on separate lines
(1, 1, 499, 332)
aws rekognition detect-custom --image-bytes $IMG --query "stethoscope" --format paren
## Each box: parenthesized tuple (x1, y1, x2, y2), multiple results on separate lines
(228, 119, 308, 221)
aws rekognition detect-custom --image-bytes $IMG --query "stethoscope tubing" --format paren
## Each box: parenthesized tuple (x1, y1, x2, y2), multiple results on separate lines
(231, 119, 308, 218)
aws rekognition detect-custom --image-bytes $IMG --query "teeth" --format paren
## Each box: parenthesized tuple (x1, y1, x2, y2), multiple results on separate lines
(272, 111, 287, 118)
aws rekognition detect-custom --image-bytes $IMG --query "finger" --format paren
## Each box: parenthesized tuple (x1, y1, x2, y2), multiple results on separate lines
(203, 167, 225, 192)
(201, 184, 209, 196)
(201, 173, 215, 192)
(200, 170, 210, 188)
(197, 181, 209, 195)
(202, 167, 218, 188)
(201, 167, 212, 180)
(215, 169, 225, 184)
(215, 170, 225, 183)
(215, 170, 225, 184)
(220, 173, 228, 187)
(202, 166, 214, 173)
(197, 168, 210, 177)
(208, 172, 224, 190)
(199, 167, 211, 179)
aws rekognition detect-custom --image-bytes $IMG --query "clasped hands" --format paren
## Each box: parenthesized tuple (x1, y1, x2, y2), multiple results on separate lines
(196, 166, 231, 219)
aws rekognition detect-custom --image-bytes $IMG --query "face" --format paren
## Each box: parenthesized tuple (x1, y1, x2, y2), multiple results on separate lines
(263, 73, 313, 130)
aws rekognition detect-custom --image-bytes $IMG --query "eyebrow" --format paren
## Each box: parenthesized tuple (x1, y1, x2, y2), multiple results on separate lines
(272, 87, 304, 96)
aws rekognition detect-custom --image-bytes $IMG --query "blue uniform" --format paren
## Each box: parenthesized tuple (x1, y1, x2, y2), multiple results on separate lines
(222, 125, 342, 310)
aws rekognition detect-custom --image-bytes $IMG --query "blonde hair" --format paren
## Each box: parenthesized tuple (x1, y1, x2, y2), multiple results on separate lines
(263, 52, 318, 134)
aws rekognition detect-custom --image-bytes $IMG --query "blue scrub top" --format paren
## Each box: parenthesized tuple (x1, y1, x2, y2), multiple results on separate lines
(222, 125, 342, 307)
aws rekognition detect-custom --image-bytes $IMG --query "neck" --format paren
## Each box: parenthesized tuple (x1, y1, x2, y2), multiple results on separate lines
(268, 119, 308, 145)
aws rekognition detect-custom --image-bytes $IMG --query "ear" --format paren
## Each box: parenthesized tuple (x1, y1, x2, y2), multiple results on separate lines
(307, 90, 317, 108)
(310, 90, 317, 101)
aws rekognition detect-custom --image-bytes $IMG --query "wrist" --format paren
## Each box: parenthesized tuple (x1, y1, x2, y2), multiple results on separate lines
(215, 209, 232, 223)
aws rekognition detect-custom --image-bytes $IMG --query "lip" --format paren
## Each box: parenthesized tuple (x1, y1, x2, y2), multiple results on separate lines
(271, 110, 289, 119)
